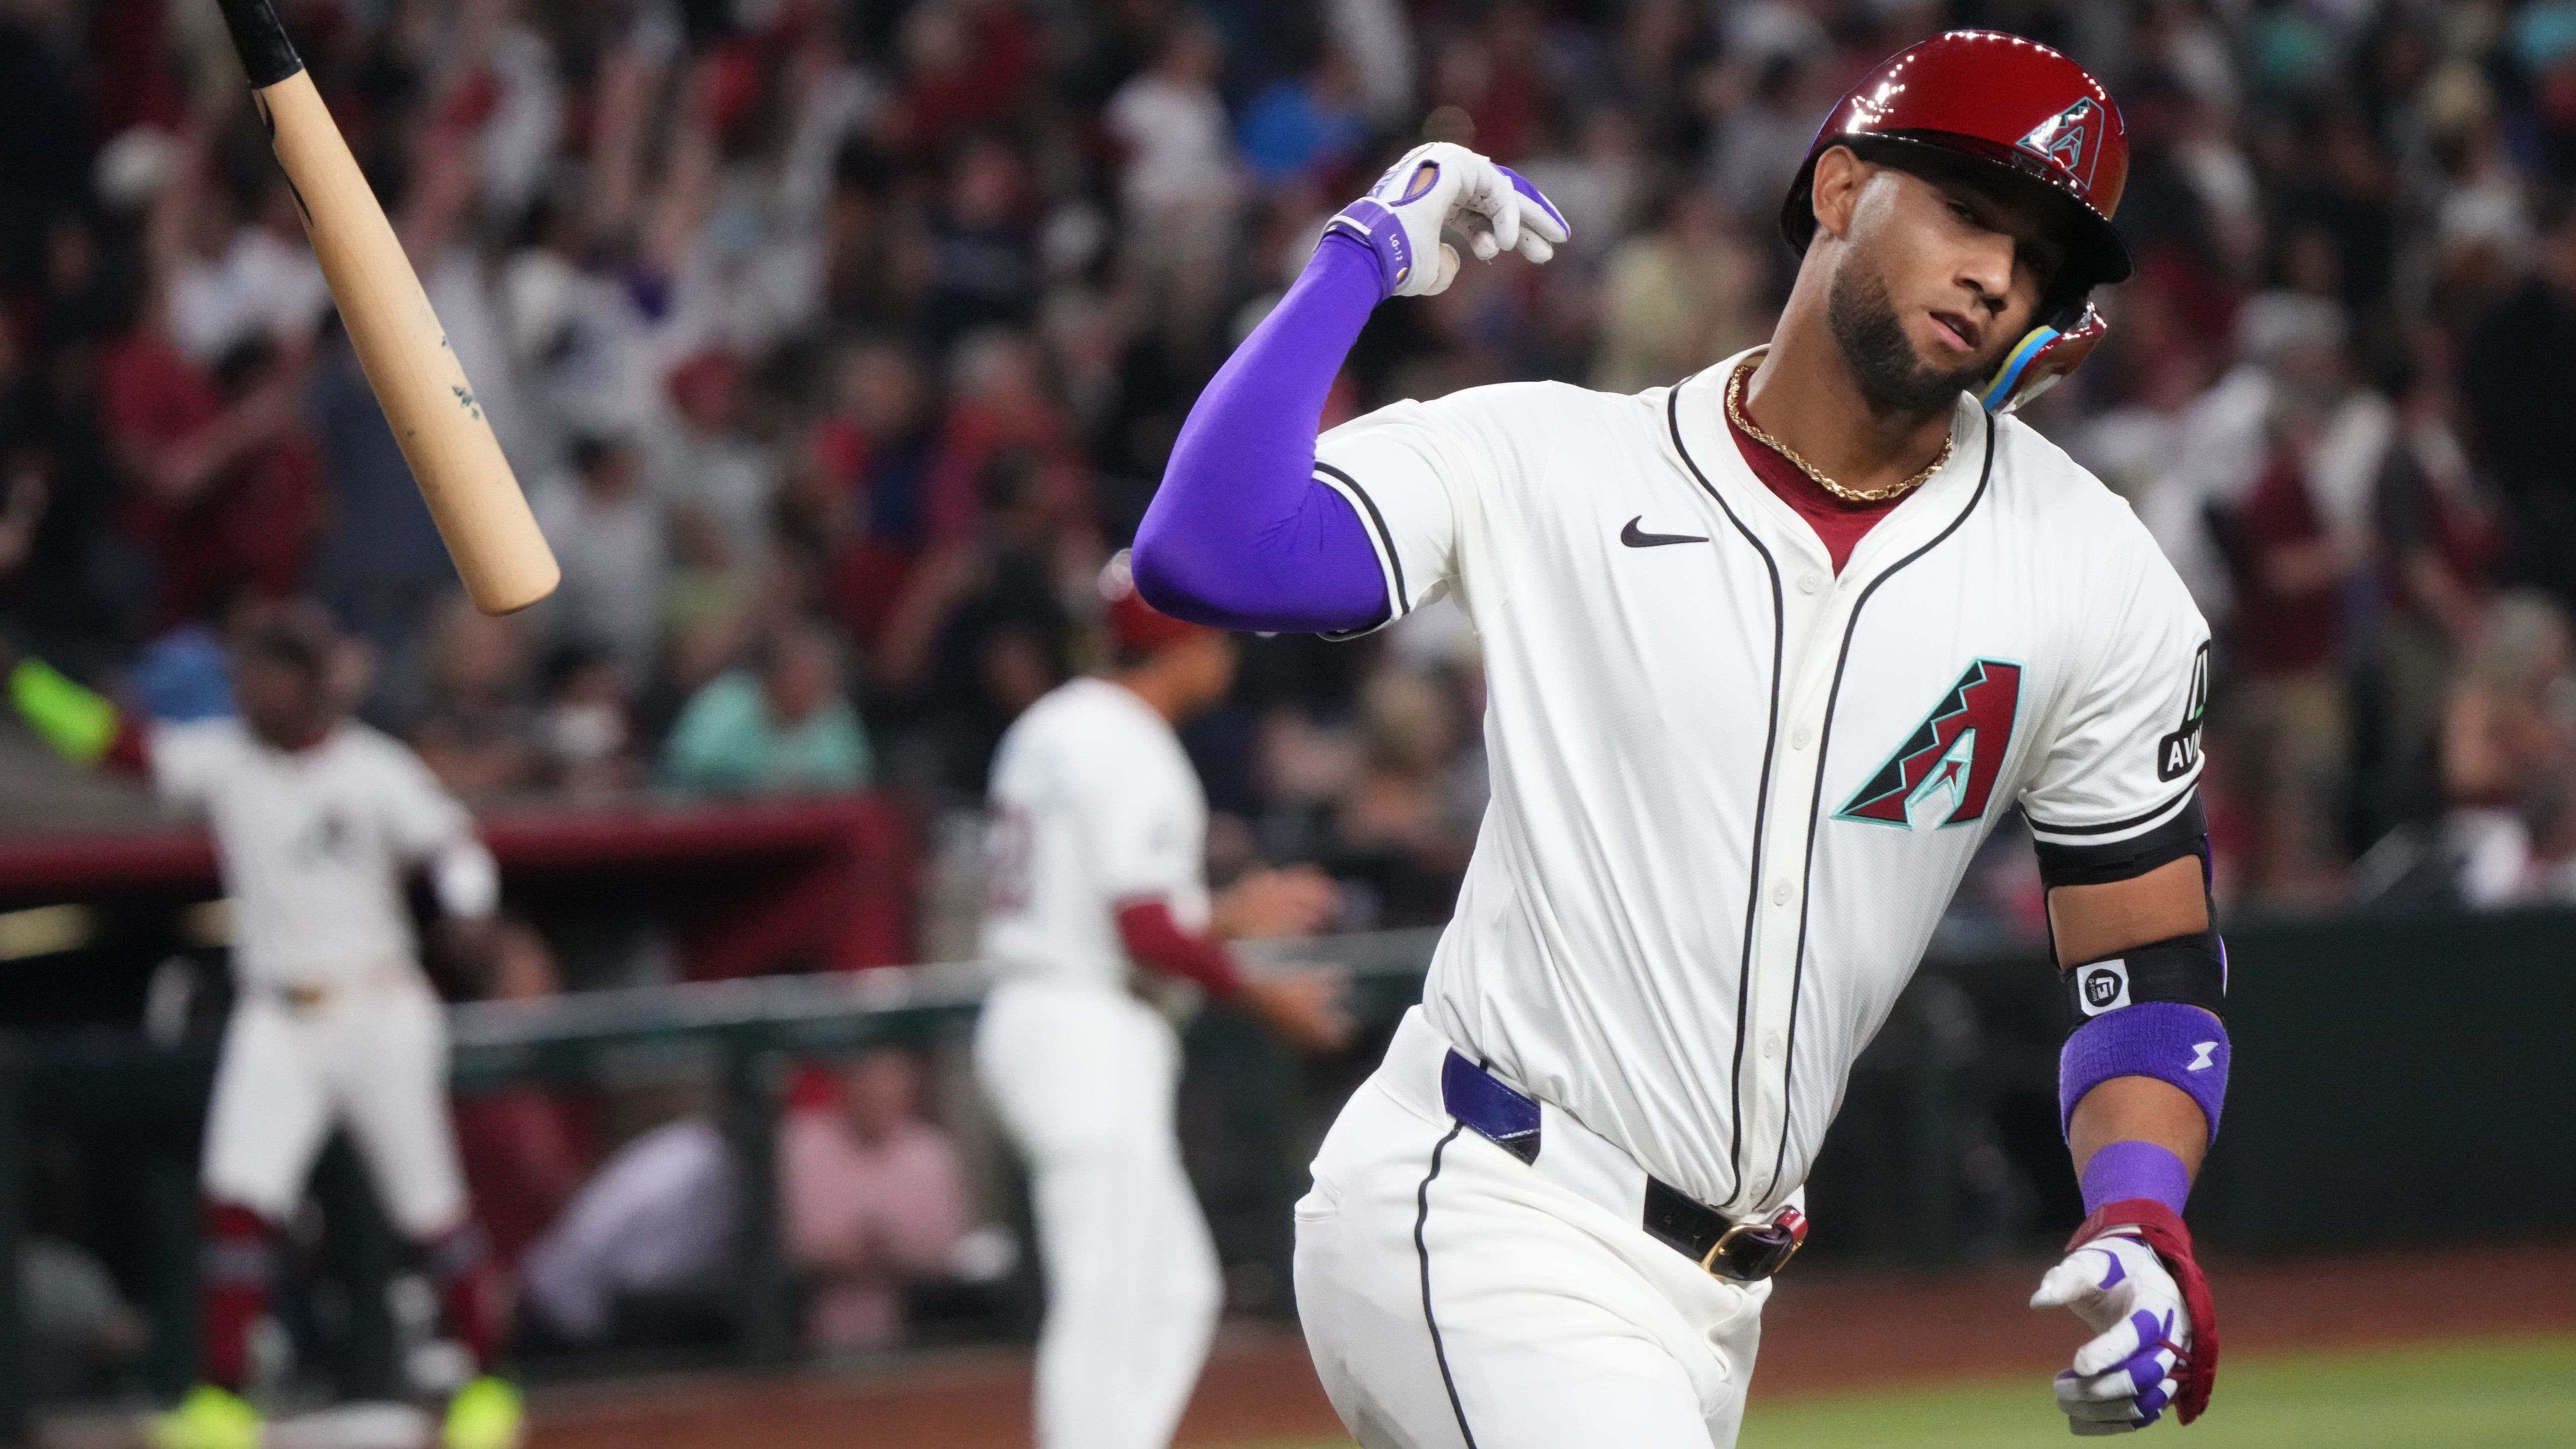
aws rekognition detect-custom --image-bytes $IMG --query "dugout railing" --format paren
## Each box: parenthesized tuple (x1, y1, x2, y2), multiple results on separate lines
(0, 907, 2570, 1441)
(0, 928, 1441, 1439)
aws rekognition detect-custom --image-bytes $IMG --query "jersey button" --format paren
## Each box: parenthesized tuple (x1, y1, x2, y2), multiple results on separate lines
(1798, 572, 1823, 595)
(1763, 1031, 1783, 1059)
(1771, 880, 1792, 907)
(1790, 724, 1814, 750)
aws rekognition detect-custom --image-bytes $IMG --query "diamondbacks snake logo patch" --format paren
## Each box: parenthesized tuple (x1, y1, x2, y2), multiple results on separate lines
(1837, 659, 2024, 831)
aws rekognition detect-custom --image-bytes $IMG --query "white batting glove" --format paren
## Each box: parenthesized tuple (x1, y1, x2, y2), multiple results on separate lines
(1321, 142, 1570, 299)
(2031, 1232, 2194, 1434)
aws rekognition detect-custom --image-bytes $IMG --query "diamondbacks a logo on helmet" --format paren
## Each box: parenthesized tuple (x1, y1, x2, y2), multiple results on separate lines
(1837, 660, 2024, 831)
(2016, 97, 2105, 189)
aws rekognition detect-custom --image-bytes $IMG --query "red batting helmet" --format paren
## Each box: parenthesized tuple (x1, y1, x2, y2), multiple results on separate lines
(1780, 30, 2132, 303)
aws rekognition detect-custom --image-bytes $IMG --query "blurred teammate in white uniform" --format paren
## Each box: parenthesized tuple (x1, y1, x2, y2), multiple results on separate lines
(977, 557, 1349, 1449)
(5, 604, 520, 1449)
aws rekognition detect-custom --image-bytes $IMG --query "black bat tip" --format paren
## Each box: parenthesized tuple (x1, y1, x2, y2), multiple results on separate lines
(215, 0, 305, 89)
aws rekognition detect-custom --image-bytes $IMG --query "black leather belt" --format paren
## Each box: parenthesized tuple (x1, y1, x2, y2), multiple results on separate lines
(1439, 1049, 1807, 1282)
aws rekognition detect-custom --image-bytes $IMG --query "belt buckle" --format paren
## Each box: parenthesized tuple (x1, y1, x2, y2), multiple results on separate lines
(282, 985, 329, 1011)
(1698, 1206, 1809, 1283)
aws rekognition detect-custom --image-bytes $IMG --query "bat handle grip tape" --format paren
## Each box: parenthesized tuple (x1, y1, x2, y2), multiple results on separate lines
(217, 0, 305, 89)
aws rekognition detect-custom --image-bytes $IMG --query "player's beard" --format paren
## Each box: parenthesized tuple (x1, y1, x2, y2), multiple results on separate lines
(1827, 266, 2001, 416)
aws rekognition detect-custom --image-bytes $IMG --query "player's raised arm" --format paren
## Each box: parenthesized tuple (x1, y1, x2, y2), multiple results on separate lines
(8, 605, 362, 803)
(3, 637, 153, 778)
(1131, 142, 1566, 635)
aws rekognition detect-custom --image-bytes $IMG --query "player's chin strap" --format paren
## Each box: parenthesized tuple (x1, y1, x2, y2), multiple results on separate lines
(1979, 303, 2108, 415)
(2070, 1198, 2221, 1425)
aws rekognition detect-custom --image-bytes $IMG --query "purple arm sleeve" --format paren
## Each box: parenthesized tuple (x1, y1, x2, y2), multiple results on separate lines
(2080, 1140, 2193, 1216)
(1131, 234, 1394, 635)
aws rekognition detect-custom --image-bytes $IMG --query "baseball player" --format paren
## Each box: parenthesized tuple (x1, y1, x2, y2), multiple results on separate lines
(1134, 32, 2228, 1446)
(976, 557, 1350, 1449)
(4, 604, 521, 1449)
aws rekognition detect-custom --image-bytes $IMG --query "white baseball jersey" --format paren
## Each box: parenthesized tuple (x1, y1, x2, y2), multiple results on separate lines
(151, 720, 481, 989)
(980, 677, 1213, 988)
(1311, 349, 2210, 1217)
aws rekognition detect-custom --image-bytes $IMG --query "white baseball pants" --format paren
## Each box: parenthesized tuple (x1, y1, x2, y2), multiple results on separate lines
(200, 972, 469, 1239)
(1294, 1008, 1769, 1449)
(974, 980, 1222, 1449)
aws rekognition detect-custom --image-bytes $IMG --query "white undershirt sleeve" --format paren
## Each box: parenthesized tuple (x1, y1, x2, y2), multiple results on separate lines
(146, 720, 239, 808)
(373, 737, 494, 915)
(431, 839, 501, 920)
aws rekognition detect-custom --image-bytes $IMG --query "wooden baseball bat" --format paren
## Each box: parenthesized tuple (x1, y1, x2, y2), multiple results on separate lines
(214, 0, 559, 614)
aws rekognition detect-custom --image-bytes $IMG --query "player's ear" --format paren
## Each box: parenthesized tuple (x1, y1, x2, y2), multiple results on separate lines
(1808, 145, 1869, 243)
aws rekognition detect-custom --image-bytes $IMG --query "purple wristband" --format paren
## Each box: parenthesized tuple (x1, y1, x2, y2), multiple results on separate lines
(1321, 197, 1408, 300)
(2060, 1001, 2229, 1142)
(2080, 1139, 2192, 1216)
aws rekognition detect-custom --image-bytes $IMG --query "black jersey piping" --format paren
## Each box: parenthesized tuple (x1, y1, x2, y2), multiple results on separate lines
(1414, 1121, 1479, 1449)
(2032, 792, 2208, 888)
(1314, 461, 1410, 616)
(1663, 377, 1787, 1211)
(2024, 777, 2203, 838)
(1760, 420, 1997, 1207)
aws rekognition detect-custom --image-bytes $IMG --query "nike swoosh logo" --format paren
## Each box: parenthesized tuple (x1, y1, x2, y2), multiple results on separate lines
(1620, 516, 1709, 548)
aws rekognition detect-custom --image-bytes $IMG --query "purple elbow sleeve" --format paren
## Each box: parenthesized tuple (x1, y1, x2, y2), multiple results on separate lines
(1132, 234, 1394, 635)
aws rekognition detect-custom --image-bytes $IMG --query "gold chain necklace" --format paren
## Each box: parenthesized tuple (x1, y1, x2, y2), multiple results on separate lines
(1724, 353, 1954, 504)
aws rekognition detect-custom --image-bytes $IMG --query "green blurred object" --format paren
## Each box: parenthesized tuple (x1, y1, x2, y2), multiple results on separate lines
(146, 1384, 260, 1449)
(442, 1374, 525, 1449)
(1238, 1336, 2576, 1449)
(7, 657, 120, 763)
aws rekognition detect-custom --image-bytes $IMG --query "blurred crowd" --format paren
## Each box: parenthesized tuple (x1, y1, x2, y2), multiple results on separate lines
(7, 0, 2576, 1388)
(10, 0, 2576, 933)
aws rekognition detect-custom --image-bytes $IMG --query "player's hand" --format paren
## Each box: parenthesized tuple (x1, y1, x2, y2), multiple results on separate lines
(1243, 967, 1355, 1054)
(433, 914, 502, 984)
(2032, 1231, 2197, 1434)
(1325, 142, 1570, 299)
(1212, 864, 1339, 940)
